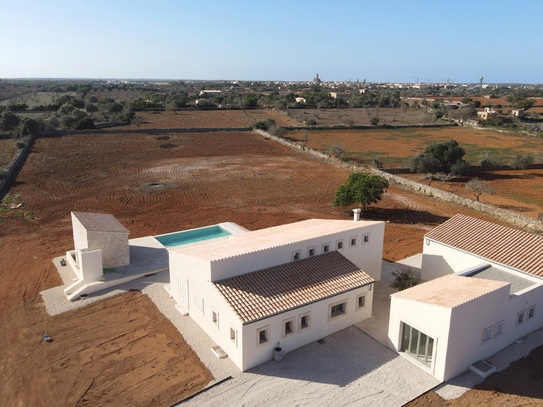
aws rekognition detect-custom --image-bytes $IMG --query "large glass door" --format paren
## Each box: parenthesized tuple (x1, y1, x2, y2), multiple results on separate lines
(400, 322, 434, 367)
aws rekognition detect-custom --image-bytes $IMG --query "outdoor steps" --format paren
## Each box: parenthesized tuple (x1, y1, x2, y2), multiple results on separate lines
(64, 279, 85, 296)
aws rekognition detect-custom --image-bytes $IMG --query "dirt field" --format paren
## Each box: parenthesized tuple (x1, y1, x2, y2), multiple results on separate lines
(117, 109, 300, 130)
(0, 291, 213, 407)
(406, 344, 543, 407)
(286, 107, 427, 126)
(0, 129, 540, 406)
(400, 169, 543, 220)
(285, 126, 543, 167)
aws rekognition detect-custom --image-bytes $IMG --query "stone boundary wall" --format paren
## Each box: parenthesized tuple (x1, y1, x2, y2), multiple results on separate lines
(381, 163, 543, 175)
(42, 127, 253, 137)
(255, 129, 543, 232)
(0, 132, 39, 201)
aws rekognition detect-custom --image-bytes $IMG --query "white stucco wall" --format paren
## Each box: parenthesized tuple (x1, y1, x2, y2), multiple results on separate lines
(72, 214, 89, 255)
(388, 296, 452, 380)
(210, 222, 385, 282)
(78, 248, 103, 282)
(421, 240, 486, 281)
(389, 282, 543, 382)
(169, 249, 375, 372)
(241, 285, 373, 371)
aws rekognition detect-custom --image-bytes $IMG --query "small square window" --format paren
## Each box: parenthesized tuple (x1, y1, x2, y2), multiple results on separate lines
(230, 327, 237, 346)
(283, 317, 295, 338)
(299, 312, 311, 330)
(517, 310, 525, 326)
(212, 309, 219, 328)
(482, 326, 492, 343)
(528, 306, 536, 320)
(292, 250, 301, 261)
(256, 325, 270, 346)
(363, 234, 370, 244)
(494, 320, 504, 338)
(356, 294, 366, 310)
(336, 240, 344, 250)
(322, 243, 330, 253)
(329, 300, 347, 320)
(308, 246, 316, 257)
(350, 236, 357, 247)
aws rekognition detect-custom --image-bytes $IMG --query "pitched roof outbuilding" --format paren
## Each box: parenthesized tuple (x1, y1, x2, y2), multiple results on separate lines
(213, 251, 374, 324)
(425, 214, 543, 278)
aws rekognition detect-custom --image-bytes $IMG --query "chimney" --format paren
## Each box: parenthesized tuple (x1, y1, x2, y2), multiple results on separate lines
(353, 208, 361, 222)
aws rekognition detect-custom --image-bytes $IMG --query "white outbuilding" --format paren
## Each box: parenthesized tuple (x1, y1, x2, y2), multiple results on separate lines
(388, 214, 543, 381)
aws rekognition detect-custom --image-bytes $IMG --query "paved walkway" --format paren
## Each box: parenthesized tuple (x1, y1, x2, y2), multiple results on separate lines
(179, 325, 439, 407)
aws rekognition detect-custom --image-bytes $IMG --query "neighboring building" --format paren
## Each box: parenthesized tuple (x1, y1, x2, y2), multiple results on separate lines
(388, 214, 543, 382)
(295, 97, 306, 104)
(512, 109, 525, 117)
(195, 99, 208, 106)
(199, 90, 222, 97)
(330, 92, 350, 101)
(477, 107, 497, 120)
(313, 73, 322, 84)
(167, 216, 385, 371)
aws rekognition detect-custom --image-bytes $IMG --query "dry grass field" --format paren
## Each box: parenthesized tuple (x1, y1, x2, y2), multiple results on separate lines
(286, 107, 427, 126)
(285, 126, 543, 167)
(117, 109, 299, 130)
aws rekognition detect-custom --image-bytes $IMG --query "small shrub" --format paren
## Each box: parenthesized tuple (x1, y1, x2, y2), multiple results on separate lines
(253, 120, 268, 130)
(159, 143, 176, 149)
(328, 140, 346, 159)
(390, 268, 421, 291)
(74, 117, 96, 130)
(306, 118, 317, 126)
(268, 125, 287, 138)
(370, 117, 380, 126)
(372, 156, 384, 168)
(14, 140, 27, 149)
(0, 168, 8, 180)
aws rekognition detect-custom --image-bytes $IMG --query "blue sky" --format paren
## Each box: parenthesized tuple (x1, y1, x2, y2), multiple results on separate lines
(2, 0, 542, 83)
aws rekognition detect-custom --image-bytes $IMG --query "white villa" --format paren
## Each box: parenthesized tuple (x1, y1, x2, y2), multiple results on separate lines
(388, 214, 543, 381)
(166, 215, 385, 371)
(61, 211, 543, 382)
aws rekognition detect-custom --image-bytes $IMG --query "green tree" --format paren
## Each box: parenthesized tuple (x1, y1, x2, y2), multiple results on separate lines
(390, 268, 421, 291)
(1, 111, 21, 131)
(422, 139, 465, 170)
(465, 178, 495, 201)
(509, 154, 534, 175)
(332, 172, 389, 211)
(409, 154, 440, 173)
(74, 117, 95, 130)
(480, 153, 504, 174)
(17, 117, 40, 136)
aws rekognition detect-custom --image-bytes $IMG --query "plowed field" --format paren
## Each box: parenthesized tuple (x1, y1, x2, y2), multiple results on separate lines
(116, 109, 299, 130)
(286, 127, 543, 167)
(0, 129, 537, 406)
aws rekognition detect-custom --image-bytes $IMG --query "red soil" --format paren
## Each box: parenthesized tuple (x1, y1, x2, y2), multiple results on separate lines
(0, 129, 539, 406)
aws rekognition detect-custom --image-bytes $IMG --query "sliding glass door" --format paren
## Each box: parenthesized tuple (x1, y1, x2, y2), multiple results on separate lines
(401, 322, 434, 367)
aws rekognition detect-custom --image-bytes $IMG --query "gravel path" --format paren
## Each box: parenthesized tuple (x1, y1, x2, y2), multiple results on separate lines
(178, 326, 439, 407)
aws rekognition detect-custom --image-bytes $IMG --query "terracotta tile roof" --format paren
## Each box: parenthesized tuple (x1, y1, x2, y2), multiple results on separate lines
(72, 212, 130, 234)
(425, 214, 543, 278)
(392, 275, 509, 308)
(213, 251, 374, 324)
(173, 219, 382, 261)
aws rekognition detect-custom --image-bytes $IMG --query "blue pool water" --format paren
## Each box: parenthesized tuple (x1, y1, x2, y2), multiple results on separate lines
(155, 225, 231, 247)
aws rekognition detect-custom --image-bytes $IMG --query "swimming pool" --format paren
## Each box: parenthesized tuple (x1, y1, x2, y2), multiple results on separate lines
(155, 225, 232, 247)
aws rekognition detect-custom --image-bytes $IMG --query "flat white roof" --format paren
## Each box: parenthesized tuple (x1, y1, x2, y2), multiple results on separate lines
(392, 275, 509, 308)
(172, 219, 382, 261)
